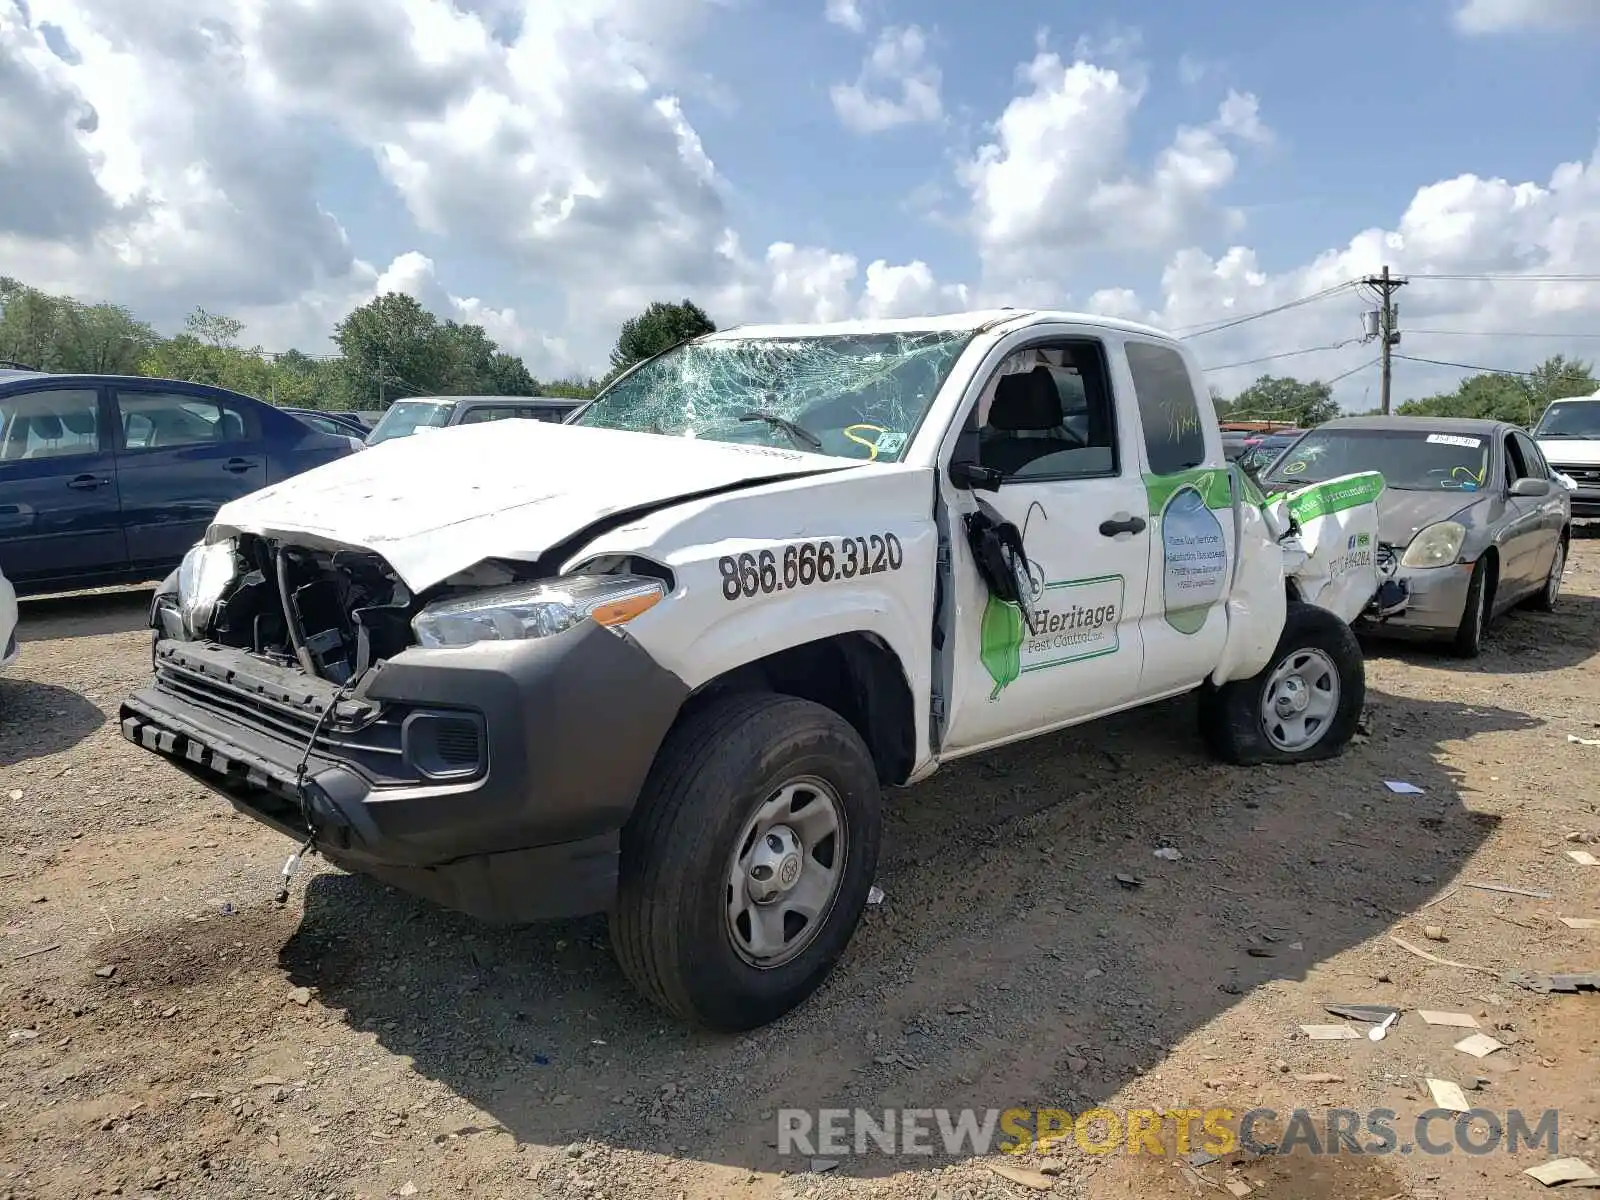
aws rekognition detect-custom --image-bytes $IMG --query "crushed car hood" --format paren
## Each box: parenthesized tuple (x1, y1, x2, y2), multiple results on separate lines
(210, 420, 856, 591)
(1375, 488, 1479, 546)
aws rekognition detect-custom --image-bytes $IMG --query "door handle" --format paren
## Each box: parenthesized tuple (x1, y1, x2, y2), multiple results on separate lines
(223, 457, 257, 473)
(1099, 515, 1147, 537)
(67, 473, 107, 490)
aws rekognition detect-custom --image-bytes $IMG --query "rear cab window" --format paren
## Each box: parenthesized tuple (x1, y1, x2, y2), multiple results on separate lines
(1124, 341, 1208, 475)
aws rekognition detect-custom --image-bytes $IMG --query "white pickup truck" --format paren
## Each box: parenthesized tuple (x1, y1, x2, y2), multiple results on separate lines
(121, 309, 1384, 1030)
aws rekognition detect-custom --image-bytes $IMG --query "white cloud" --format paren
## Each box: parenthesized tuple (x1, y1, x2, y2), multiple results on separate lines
(7, 0, 1600, 412)
(1453, 0, 1600, 33)
(824, 0, 865, 34)
(1129, 147, 1600, 406)
(958, 49, 1268, 298)
(830, 25, 943, 135)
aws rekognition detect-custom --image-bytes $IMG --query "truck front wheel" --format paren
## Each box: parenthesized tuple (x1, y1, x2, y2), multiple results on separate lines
(610, 692, 882, 1031)
(1199, 601, 1365, 766)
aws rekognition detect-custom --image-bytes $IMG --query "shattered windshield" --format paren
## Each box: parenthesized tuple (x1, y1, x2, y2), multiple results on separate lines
(1263, 428, 1490, 492)
(366, 400, 456, 445)
(571, 329, 978, 462)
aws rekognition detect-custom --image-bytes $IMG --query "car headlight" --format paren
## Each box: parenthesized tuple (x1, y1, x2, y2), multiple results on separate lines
(176, 538, 238, 635)
(411, 574, 666, 649)
(1400, 521, 1467, 569)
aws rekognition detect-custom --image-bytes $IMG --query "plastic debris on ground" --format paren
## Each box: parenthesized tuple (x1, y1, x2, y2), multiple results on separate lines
(1524, 1157, 1600, 1187)
(1569, 850, 1600, 867)
(1417, 1010, 1479, 1029)
(1425, 1078, 1471, 1113)
(1153, 847, 1183, 861)
(1383, 780, 1425, 794)
(866, 885, 885, 906)
(1299, 1024, 1360, 1041)
(1453, 1032, 1505, 1058)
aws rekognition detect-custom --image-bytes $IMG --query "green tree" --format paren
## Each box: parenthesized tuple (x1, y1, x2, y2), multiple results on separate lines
(333, 293, 541, 404)
(1398, 355, 1595, 426)
(608, 299, 715, 374)
(0, 277, 158, 373)
(1226, 375, 1341, 426)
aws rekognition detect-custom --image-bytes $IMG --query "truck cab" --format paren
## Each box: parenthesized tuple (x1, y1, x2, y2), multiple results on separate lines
(122, 310, 1382, 1032)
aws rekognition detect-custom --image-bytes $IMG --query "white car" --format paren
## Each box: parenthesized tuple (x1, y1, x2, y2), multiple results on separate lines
(122, 308, 1386, 1030)
(0, 562, 17, 671)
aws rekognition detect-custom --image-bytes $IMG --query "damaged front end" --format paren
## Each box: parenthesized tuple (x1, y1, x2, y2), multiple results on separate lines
(123, 533, 689, 923)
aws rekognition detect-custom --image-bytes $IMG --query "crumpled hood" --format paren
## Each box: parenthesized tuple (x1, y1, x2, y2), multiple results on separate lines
(211, 419, 854, 590)
(1376, 488, 1479, 547)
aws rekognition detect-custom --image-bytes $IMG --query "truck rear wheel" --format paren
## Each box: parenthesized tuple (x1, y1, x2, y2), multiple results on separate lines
(1199, 601, 1365, 766)
(610, 691, 882, 1031)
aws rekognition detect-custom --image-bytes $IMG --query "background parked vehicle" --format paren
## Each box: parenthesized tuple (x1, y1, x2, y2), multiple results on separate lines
(1257, 416, 1570, 657)
(1532, 391, 1600, 519)
(364, 395, 584, 446)
(1236, 430, 1305, 477)
(280, 407, 372, 440)
(0, 370, 360, 597)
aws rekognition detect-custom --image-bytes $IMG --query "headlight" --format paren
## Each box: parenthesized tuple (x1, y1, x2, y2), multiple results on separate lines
(176, 539, 237, 635)
(411, 574, 666, 649)
(1400, 521, 1467, 569)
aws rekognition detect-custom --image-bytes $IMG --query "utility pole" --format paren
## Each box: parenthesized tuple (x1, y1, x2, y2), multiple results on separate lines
(377, 352, 385, 408)
(1361, 265, 1407, 414)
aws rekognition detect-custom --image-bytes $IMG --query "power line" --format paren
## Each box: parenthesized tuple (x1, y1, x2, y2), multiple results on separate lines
(1327, 356, 1379, 385)
(1404, 272, 1600, 282)
(1392, 353, 1537, 377)
(1174, 281, 1359, 338)
(1405, 328, 1600, 339)
(1202, 338, 1365, 372)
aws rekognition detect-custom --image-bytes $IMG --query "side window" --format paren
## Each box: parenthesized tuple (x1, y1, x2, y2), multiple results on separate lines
(0, 388, 101, 462)
(1503, 434, 1527, 488)
(1513, 431, 1548, 479)
(457, 405, 519, 426)
(1125, 341, 1206, 476)
(117, 391, 254, 450)
(976, 340, 1118, 481)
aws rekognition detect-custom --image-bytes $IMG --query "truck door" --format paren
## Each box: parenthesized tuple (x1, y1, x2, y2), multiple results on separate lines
(937, 331, 1152, 756)
(1120, 339, 1234, 698)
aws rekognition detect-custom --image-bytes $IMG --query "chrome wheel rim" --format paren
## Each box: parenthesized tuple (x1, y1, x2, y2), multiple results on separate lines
(1260, 647, 1340, 752)
(726, 776, 847, 968)
(1547, 543, 1565, 606)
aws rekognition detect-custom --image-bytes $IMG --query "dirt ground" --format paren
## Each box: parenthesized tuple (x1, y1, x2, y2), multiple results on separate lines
(2, 543, 1598, 1200)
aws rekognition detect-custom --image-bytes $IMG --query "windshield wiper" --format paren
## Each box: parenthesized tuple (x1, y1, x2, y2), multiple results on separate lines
(738, 410, 822, 451)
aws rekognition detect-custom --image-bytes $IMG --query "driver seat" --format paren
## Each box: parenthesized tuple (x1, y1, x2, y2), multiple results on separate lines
(981, 366, 1068, 476)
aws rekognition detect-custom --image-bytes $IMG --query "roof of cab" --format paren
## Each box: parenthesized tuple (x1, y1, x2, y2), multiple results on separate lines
(704, 307, 1182, 344)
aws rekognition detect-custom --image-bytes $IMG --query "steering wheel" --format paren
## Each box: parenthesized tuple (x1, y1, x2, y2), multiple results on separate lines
(842, 423, 890, 461)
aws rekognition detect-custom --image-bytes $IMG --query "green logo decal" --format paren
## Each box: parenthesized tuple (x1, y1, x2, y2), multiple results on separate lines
(979, 574, 1124, 701)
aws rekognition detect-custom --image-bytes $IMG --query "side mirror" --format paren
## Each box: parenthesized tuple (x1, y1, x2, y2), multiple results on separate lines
(1510, 477, 1553, 498)
(950, 460, 1003, 492)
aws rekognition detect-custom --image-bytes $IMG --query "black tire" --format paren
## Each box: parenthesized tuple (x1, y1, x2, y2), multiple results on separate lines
(609, 691, 882, 1031)
(1524, 536, 1567, 613)
(1199, 601, 1366, 767)
(1452, 557, 1492, 657)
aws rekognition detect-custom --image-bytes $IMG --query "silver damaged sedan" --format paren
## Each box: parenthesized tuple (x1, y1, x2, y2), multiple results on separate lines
(1258, 416, 1571, 657)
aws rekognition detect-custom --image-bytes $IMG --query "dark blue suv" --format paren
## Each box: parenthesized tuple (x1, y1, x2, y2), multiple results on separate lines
(0, 369, 360, 598)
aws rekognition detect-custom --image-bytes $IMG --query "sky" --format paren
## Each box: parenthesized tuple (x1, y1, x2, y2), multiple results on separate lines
(4, 0, 1600, 408)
